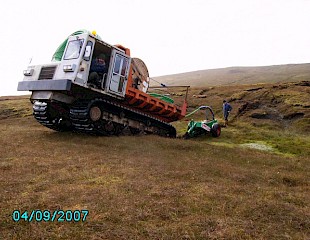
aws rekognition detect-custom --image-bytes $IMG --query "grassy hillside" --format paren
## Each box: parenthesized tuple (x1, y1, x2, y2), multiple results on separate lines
(175, 81, 310, 134)
(0, 82, 309, 239)
(153, 63, 310, 87)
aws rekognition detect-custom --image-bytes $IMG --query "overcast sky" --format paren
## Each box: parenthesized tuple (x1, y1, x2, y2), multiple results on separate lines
(1, 0, 310, 96)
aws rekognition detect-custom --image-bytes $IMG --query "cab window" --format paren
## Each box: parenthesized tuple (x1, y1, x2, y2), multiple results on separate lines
(64, 39, 84, 60)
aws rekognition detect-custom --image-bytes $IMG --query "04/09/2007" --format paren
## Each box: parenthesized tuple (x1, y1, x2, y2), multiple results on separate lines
(12, 210, 89, 222)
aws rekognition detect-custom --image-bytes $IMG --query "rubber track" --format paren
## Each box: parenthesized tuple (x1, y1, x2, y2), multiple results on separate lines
(69, 98, 176, 137)
(33, 101, 67, 131)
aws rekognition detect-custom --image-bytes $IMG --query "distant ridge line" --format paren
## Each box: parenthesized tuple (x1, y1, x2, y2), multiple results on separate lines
(153, 63, 310, 87)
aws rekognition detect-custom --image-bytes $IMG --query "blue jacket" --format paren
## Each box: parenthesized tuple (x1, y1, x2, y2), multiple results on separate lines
(90, 59, 107, 73)
(223, 102, 232, 117)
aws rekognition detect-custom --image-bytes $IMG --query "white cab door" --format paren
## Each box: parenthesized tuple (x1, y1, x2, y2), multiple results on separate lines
(107, 50, 131, 97)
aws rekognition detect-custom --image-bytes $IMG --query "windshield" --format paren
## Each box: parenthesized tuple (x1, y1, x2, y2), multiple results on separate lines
(64, 39, 84, 60)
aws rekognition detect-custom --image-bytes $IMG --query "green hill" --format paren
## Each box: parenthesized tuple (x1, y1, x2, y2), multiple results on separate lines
(153, 63, 310, 87)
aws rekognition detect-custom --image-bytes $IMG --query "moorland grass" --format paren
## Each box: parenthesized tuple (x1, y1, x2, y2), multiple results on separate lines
(0, 86, 309, 239)
(0, 116, 309, 239)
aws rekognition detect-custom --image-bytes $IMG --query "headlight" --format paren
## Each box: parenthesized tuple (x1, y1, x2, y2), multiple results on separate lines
(23, 69, 34, 76)
(63, 64, 76, 72)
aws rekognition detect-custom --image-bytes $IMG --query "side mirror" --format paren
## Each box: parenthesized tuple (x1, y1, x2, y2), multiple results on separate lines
(84, 45, 92, 61)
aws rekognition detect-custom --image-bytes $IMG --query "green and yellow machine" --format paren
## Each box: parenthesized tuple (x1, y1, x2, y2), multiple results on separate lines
(184, 106, 221, 139)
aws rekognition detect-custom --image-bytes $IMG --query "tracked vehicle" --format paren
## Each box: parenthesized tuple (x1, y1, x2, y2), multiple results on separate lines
(18, 30, 188, 137)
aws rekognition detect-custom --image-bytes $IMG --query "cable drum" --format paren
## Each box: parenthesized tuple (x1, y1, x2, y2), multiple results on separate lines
(131, 58, 149, 93)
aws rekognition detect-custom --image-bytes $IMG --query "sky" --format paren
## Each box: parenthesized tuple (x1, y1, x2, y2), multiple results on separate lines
(0, 0, 310, 96)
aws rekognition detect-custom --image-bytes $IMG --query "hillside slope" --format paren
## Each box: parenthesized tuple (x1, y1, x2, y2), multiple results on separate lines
(175, 81, 310, 134)
(0, 82, 309, 239)
(153, 63, 310, 87)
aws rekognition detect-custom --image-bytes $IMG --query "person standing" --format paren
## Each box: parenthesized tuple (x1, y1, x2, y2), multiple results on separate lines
(223, 100, 232, 127)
